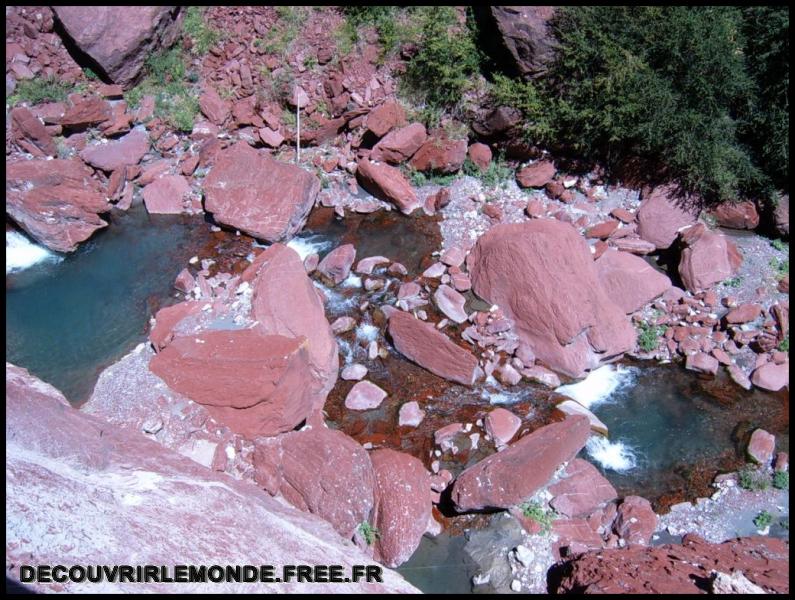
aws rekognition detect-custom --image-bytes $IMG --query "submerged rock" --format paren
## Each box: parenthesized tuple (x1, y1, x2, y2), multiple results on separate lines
(451, 415, 591, 511)
(204, 141, 319, 243)
(468, 221, 635, 378)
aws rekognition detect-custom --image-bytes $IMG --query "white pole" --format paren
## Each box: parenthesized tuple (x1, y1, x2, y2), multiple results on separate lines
(296, 101, 300, 165)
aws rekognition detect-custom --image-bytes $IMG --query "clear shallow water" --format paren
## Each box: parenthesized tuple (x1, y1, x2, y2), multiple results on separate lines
(397, 533, 478, 594)
(572, 363, 789, 502)
(6, 204, 210, 403)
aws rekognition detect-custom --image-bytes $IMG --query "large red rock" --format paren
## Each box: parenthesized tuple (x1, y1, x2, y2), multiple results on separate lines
(677, 224, 742, 292)
(80, 128, 150, 172)
(253, 425, 375, 540)
(477, 6, 558, 79)
(317, 243, 357, 285)
(614, 495, 656, 546)
(747, 428, 776, 466)
(365, 100, 406, 138)
(515, 160, 555, 188)
(751, 362, 789, 392)
(356, 157, 418, 214)
(595, 249, 671, 314)
(199, 86, 230, 126)
(149, 300, 202, 351)
(204, 141, 320, 242)
(712, 200, 760, 230)
(149, 329, 315, 438)
(142, 174, 192, 214)
(6, 363, 417, 593)
(636, 185, 700, 249)
(10, 107, 57, 156)
(451, 415, 591, 511)
(551, 533, 789, 594)
(53, 6, 183, 88)
(468, 143, 493, 170)
(370, 449, 432, 568)
(6, 157, 109, 252)
(484, 407, 522, 446)
(244, 244, 339, 412)
(468, 221, 636, 378)
(548, 458, 617, 518)
(370, 122, 427, 164)
(59, 96, 112, 128)
(409, 137, 468, 174)
(387, 310, 479, 386)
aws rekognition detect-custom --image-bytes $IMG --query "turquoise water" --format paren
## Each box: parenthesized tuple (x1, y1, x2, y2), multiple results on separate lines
(581, 364, 789, 503)
(6, 203, 210, 403)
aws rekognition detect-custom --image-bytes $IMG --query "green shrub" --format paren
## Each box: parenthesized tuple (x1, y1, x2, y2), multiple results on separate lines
(770, 239, 788, 252)
(773, 470, 789, 490)
(123, 48, 199, 132)
(404, 167, 459, 188)
(723, 277, 743, 288)
(462, 154, 513, 190)
(520, 501, 554, 535)
(8, 76, 72, 106)
(358, 522, 380, 546)
(738, 465, 771, 491)
(402, 7, 481, 110)
(753, 510, 773, 529)
(183, 6, 221, 55)
(489, 6, 788, 205)
(779, 336, 789, 353)
(636, 321, 665, 352)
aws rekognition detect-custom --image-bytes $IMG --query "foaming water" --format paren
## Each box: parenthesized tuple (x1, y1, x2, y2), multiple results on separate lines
(313, 281, 359, 315)
(586, 436, 638, 473)
(355, 322, 379, 343)
(341, 273, 362, 288)
(555, 364, 636, 408)
(286, 235, 332, 261)
(6, 231, 62, 273)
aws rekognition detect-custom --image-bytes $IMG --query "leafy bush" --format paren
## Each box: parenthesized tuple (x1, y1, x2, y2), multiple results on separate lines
(636, 321, 665, 352)
(123, 48, 199, 132)
(462, 154, 514, 189)
(738, 465, 771, 491)
(779, 336, 789, 353)
(770, 239, 788, 252)
(753, 510, 773, 529)
(358, 522, 380, 546)
(8, 76, 72, 106)
(402, 7, 481, 110)
(520, 501, 554, 535)
(773, 470, 789, 490)
(183, 6, 220, 55)
(723, 277, 743, 288)
(489, 6, 789, 205)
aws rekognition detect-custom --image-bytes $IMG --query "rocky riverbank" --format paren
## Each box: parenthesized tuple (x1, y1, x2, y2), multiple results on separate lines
(6, 5, 788, 594)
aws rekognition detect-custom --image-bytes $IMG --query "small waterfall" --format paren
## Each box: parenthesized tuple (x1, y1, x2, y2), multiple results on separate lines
(555, 364, 636, 409)
(6, 231, 62, 274)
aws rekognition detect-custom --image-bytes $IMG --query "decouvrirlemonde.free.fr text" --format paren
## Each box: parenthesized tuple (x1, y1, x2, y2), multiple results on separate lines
(19, 564, 384, 584)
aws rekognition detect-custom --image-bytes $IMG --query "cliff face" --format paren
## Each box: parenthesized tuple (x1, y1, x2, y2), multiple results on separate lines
(5, 363, 419, 594)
